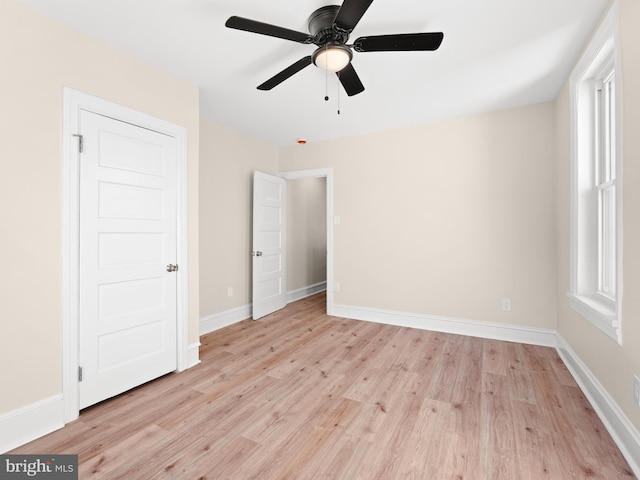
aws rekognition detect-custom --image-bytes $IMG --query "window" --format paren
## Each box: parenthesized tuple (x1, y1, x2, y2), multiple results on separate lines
(568, 5, 622, 344)
(595, 67, 616, 301)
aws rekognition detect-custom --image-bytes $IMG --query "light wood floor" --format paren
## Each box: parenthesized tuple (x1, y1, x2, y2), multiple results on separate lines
(13, 293, 635, 479)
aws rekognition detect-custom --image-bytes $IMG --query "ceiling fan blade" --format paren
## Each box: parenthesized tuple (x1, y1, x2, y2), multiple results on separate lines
(334, 0, 375, 32)
(354, 32, 444, 52)
(225, 16, 312, 43)
(258, 56, 313, 91)
(337, 63, 365, 96)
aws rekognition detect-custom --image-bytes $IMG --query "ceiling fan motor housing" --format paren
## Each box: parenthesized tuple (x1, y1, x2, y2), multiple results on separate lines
(308, 5, 349, 45)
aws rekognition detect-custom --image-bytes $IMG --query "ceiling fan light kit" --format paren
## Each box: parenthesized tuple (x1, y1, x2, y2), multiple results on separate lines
(312, 44, 352, 72)
(225, 0, 443, 96)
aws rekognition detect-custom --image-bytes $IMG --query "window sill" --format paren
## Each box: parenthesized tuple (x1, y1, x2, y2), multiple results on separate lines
(567, 292, 621, 344)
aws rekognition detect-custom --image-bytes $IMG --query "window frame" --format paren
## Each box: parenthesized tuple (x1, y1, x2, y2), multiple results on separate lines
(568, 4, 623, 344)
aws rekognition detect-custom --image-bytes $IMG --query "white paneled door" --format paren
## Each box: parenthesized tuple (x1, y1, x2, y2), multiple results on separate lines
(78, 110, 178, 409)
(252, 171, 287, 319)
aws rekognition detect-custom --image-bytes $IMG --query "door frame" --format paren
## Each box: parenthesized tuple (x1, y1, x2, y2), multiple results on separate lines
(279, 168, 334, 315)
(61, 88, 190, 422)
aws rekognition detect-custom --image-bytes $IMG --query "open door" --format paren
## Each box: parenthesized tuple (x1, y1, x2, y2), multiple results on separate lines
(252, 171, 287, 319)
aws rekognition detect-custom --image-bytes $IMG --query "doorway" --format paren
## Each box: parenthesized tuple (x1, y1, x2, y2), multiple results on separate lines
(279, 168, 334, 316)
(286, 176, 327, 303)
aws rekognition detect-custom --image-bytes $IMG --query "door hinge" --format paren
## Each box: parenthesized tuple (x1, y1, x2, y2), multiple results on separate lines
(72, 134, 84, 153)
(78, 366, 83, 382)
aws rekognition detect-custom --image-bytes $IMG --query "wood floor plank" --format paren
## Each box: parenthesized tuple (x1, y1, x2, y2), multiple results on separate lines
(356, 374, 428, 479)
(11, 292, 636, 479)
(479, 383, 520, 479)
(79, 425, 167, 479)
(483, 338, 508, 376)
(396, 397, 453, 480)
(302, 436, 373, 480)
(267, 398, 363, 480)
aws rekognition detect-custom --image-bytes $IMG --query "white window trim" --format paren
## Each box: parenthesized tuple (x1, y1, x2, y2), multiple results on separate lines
(568, 4, 623, 344)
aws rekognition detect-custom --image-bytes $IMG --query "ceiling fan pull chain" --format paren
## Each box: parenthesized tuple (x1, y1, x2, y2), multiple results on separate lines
(324, 45, 329, 101)
(337, 73, 341, 115)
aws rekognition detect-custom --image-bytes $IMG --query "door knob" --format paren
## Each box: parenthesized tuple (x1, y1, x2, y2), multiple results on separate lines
(166, 264, 179, 272)
(251, 251, 263, 257)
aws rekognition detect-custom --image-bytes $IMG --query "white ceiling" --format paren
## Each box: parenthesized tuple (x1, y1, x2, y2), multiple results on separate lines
(19, 0, 608, 146)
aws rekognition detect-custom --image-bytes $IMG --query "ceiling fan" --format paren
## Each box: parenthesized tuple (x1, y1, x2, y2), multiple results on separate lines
(225, 0, 444, 97)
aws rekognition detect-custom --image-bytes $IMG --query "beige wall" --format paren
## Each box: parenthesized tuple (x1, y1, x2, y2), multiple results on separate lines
(287, 178, 327, 292)
(198, 117, 278, 317)
(6, 0, 638, 447)
(198, 124, 326, 315)
(0, 1, 200, 414)
(280, 103, 557, 329)
(555, 0, 640, 430)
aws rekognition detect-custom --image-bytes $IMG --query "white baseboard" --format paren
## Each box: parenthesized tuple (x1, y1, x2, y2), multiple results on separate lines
(200, 304, 252, 335)
(286, 282, 327, 304)
(332, 303, 557, 347)
(0, 395, 65, 454)
(556, 336, 640, 477)
(186, 341, 201, 370)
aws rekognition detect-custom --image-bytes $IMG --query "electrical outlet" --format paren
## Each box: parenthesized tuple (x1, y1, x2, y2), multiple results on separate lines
(501, 298, 512, 312)
(634, 375, 640, 407)
(334, 282, 341, 292)
(227, 287, 233, 298)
